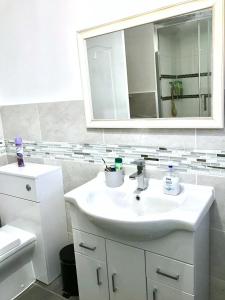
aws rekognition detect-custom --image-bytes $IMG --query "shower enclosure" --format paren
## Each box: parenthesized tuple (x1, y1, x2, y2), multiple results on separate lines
(156, 9, 212, 118)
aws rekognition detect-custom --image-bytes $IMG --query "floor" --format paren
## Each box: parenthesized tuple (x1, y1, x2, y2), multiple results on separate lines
(15, 277, 79, 300)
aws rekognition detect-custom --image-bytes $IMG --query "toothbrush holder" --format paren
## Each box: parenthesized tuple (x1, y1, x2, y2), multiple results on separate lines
(105, 169, 124, 188)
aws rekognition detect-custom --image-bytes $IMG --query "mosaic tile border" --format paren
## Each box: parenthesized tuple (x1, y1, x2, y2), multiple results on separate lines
(0, 138, 6, 156)
(5, 139, 225, 176)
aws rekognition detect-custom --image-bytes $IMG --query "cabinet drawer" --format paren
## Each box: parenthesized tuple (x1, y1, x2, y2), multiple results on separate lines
(146, 252, 194, 294)
(0, 174, 36, 201)
(73, 230, 106, 262)
(148, 280, 194, 300)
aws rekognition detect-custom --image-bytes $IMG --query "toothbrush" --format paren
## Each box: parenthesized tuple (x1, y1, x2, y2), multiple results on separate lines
(102, 158, 111, 172)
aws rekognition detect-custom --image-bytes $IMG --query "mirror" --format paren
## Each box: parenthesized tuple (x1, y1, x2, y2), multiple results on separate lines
(78, 1, 224, 128)
(156, 11, 212, 118)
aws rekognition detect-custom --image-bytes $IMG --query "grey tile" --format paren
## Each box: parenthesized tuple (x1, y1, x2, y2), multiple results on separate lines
(38, 100, 103, 144)
(197, 175, 225, 231)
(150, 168, 196, 184)
(124, 165, 196, 184)
(24, 157, 45, 164)
(0, 111, 4, 138)
(210, 277, 225, 300)
(210, 229, 225, 281)
(176, 172, 197, 184)
(7, 154, 44, 165)
(65, 202, 73, 234)
(1, 104, 41, 141)
(37, 278, 79, 300)
(44, 158, 102, 193)
(6, 154, 16, 164)
(0, 155, 8, 166)
(37, 277, 63, 296)
(196, 128, 225, 150)
(16, 284, 64, 300)
(103, 128, 195, 149)
(68, 232, 73, 243)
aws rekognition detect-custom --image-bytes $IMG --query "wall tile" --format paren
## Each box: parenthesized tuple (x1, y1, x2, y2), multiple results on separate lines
(43, 158, 102, 236)
(1, 99, 225, 296)
(196, 128, 225, 150)
(38, 100, 103, 144)
(0, 112, 4, 138)
(65, 202, 72, 234)
(103, 128, 195, 149)
(197, 175, 225, 231)
(210, 229, 225, 281)
(1, 104, 41, 141)
(0, 155, 8, 166)
(43, 158, 102, 193)
(210, 277, 225, 300)
(7, 154, 44, 165)
(124, 165, 196, 184)
(68, 232, 73, 243)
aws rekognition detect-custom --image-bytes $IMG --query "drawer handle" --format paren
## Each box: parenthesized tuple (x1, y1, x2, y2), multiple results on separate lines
(26, 184, 31, 191)
(96, 267, 102, 286)
(156, 268, 179, 281)
(79, 242, 96, 251)
(112, 273, 118, 292)
(153, 288, 157, 300)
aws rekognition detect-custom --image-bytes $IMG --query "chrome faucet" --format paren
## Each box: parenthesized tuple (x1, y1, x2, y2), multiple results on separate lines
(129, 159, 148, 192)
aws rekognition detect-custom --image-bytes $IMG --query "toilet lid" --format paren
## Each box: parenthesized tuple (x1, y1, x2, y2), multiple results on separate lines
(0, 231, 21, 256)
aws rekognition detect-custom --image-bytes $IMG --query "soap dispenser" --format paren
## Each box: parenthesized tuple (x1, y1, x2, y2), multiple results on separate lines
(163, 164, 180, 195)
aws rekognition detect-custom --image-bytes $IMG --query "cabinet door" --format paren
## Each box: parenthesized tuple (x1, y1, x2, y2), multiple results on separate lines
(106, 240, 146, 300)
(148, 280, 194, 300)
(75, 252, 109, 300)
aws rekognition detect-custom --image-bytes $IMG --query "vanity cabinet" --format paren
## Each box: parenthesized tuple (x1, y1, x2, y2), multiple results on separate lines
(74, 228, 197, 300)
(74, 230, 146, 300)
(68, 178, 210, 300)
(71, 211, 209, 300)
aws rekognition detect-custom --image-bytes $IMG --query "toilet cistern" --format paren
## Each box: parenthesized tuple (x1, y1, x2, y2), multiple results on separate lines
(129, 159, 149, 192)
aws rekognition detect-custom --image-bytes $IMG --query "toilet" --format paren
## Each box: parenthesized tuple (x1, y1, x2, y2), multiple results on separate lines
(0, 163, 68, 300)
(0, 225, 36, 300)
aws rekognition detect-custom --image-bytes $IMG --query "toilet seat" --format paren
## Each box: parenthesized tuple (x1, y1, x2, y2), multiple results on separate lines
(0, 230, 20, 256)
(0, 225, 36, 263)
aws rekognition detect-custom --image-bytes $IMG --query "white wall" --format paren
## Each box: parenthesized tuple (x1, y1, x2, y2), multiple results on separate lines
(0, 0, 82, 105)
(73, 0, 190, 31)
(0, 0, 192, 105)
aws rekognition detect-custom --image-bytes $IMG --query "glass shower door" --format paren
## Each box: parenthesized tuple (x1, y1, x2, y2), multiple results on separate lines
(156, 9, 212, 118)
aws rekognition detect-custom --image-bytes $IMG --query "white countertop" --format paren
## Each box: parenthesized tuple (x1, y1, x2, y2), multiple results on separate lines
(0, 162, 61, 179)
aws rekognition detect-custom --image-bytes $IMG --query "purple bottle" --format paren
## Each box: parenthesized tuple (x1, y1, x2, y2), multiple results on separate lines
(15, 137, 25, 167)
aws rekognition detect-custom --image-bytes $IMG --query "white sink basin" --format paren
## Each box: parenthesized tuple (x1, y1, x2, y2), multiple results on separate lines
(65, 172, 214, 240)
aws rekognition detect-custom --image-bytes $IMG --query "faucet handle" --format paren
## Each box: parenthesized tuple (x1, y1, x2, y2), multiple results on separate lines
(131, 159, 146, 167)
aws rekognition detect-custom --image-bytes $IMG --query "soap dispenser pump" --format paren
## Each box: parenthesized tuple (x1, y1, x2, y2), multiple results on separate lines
(163, 164, 180, 195)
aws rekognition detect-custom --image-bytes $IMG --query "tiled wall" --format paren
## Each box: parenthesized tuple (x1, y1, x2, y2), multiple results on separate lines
(0, 113, 8, 166)
(1, 100, 225, 299)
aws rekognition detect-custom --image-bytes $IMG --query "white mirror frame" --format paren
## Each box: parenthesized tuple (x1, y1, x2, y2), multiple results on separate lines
(78, 0, 224, 128)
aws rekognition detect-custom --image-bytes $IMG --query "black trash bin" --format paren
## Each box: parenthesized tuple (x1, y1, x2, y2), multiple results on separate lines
(59, 244, 79, 298)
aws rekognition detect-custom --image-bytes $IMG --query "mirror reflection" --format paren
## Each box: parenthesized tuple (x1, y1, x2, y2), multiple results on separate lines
(86, 9, 212, 120)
